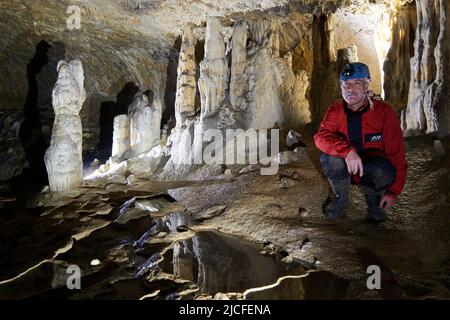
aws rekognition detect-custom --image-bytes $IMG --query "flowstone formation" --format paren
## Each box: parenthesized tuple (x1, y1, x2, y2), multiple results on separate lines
(44, 60, 85, 192)
(168, 14, 312, 169)
(128, 91, 162, 156)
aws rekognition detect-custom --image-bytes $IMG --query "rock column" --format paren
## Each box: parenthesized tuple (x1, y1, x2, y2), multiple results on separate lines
(198, 17, 229, 116)
(230, 20, 248, 111)
(175, 24, 197, 126)
(45, 60, 85, 191)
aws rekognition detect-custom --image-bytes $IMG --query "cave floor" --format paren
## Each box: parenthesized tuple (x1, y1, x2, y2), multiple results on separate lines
(0, 137, 449, 300)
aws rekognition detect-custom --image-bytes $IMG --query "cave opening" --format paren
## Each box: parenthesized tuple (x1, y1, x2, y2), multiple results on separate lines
(97, 82, 139, 162)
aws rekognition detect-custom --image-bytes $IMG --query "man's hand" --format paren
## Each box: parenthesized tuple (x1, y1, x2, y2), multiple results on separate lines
(380, 194, 397, 210)
(345, 149, 363, 177)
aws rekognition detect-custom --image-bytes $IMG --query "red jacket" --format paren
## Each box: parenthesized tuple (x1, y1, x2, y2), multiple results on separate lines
(314, 99, 407, 196)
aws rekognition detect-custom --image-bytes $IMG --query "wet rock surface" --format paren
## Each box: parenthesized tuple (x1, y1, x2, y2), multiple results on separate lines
(0, 137, 449, 299)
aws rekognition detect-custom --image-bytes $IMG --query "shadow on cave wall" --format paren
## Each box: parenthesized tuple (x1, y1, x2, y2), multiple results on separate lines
(10, 40, 65, 199)
(162, 36, 181, 131)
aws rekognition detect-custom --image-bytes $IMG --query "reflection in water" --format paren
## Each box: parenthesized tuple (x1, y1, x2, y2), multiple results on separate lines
(170, 231, 349, 299)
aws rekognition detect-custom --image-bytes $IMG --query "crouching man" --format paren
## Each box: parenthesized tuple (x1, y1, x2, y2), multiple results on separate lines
(314, 62, 407, 222)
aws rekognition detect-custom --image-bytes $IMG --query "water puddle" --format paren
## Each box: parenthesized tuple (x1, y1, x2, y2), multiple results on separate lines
(150, 230, 350, 300)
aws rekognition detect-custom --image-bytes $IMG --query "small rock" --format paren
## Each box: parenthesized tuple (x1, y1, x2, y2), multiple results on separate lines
(90, 259, 101, 266)
(224, 168, 232, 176)
(299, 207, 310, 217)
(282, 256, 294, 263)
(259, 250, 267, 255)
(278, 149, 307, 165)
(278, 151, 295, 165)
(41, 185, 50, 193)
(293, 147, 308, 161)
(280, 177, 298, 188)
(286, 130, 306, 149)
(239, 164, 257, 174)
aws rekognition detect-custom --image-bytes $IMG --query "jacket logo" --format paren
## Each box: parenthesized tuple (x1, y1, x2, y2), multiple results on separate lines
(366, 133, 383, 142)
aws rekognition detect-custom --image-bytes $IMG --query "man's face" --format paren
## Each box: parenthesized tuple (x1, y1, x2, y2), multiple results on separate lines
(340, 78, 369, 105)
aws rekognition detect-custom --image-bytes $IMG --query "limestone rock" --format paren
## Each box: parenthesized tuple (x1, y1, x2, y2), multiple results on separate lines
(230, 20, 248, 110)
(403, 0, 450, 138)
(128, 92, 162, 156)
(279, 176, 298, 189)
(277, 148, 308, 165)
(112, 115, 130, 159)
(285, 130, 306, 149)
(44, 60, 85, 192)
(168, 120, 197, 165)
(126, 143, 170, 176)
(383, 5, 416, 110)
(175, 24, 197, 125)
(245, 47, 285, 128)
(198, 17, 229, 116)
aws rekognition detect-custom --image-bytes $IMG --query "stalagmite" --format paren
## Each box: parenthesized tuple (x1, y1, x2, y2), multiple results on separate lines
(111, 114, 130, 159)
(44, 60, 86, 191)
(128, 92, 161, 155)
(230, 20, 248, 111)
(198, 17, 229, 116)
(403, 0, 450, 138)
(175, 24, 197, 126)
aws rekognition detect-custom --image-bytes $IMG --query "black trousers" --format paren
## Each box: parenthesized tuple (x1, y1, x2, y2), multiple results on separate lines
(319, 153, 396, 192)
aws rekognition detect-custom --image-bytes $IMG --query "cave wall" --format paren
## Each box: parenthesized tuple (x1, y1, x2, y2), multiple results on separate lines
(402, 0, 450, 138)
(383, 3, 417, 111)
